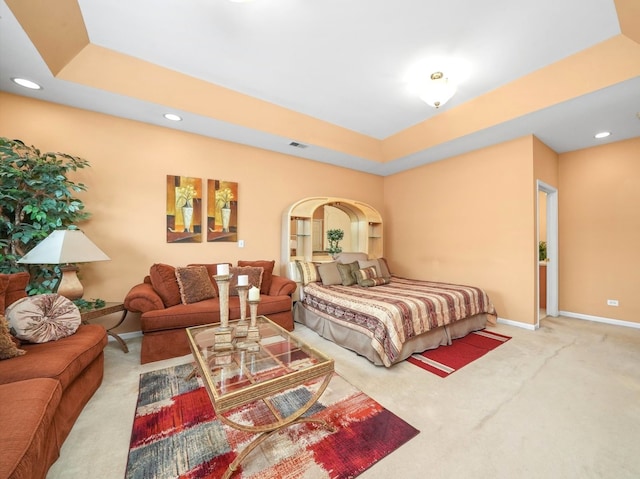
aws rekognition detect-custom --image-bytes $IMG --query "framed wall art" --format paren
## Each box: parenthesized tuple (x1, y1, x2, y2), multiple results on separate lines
(207, 179, 238, 242)
(166, 175, 202, 243)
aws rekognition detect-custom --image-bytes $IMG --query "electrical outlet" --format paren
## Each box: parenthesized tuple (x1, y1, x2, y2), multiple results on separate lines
(607, 299, 619, 306)
(238, 239, 244, 248)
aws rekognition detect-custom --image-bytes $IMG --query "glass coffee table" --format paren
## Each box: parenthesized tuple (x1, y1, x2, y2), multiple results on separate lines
(186, 315, 335, 479)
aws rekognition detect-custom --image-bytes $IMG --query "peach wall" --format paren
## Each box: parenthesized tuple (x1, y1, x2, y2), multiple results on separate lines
(558, 137, 640, 323)
(383, 136, 537, 325)
(0, 92, 383, 330)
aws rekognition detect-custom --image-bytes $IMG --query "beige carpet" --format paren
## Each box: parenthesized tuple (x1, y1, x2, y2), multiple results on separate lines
(47, 316, 640, 479)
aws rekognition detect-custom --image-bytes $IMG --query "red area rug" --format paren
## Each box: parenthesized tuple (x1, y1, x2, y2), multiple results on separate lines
(126, 363, 419, 479)
(407, 329, 511, 377)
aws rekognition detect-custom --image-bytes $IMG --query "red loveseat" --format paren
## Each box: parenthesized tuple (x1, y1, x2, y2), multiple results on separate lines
(124, 261, 296, 364)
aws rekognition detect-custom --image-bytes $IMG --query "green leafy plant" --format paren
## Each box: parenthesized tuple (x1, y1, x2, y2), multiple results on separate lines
(73, 298, 106, 312)
(326, 228, 344, 257)
(0, 137, 91, 294)
(539, 241, 547, 261)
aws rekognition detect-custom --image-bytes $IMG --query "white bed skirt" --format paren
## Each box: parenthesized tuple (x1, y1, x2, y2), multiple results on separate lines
(294, 302, 491, 366)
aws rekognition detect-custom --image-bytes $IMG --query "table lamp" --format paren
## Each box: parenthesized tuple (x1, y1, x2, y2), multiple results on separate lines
(17, 229, 110, 299)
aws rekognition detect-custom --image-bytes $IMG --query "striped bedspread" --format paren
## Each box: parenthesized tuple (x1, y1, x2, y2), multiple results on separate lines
(300, 276, 497, 366)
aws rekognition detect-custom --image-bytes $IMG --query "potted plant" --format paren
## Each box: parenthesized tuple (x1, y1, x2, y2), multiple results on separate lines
(0, 137, 91, 294)
(215, 187, 234, 232)
(539, 241, 547, 261)
(326, 228, 344, 259)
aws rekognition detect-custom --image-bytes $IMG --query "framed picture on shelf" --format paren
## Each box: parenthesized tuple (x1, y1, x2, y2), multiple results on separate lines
(207, 179, 238, 242)
(166, 175, 202, 243)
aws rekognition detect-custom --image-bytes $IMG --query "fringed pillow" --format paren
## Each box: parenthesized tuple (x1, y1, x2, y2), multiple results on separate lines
(0, 314, 25, 360)
(6, 294, 81, 343)
(175, 266, 217, 304)
(229, 266, 263, 296)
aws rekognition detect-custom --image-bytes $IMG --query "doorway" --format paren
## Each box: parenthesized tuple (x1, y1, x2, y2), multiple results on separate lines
(537, 181, 558, 327)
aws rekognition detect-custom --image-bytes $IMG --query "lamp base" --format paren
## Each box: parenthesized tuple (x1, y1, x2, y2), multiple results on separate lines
(57, 264, 83, 300)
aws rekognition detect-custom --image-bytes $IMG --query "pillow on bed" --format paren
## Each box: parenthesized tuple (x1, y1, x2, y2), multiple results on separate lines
(358, 259, 382, 278)
(335, 252, 368, 264)
(377, 257, 391, 279)
(355, 266, 390, 287)
(317, 262, 342, 286)
(337, 261, 359, 286)
(295, 261, 319, 285)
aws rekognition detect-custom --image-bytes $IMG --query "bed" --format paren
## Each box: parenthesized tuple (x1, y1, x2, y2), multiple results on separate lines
(292, 258, 498, 367)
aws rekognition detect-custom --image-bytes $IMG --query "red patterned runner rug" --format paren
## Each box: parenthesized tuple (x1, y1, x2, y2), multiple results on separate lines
(126, 364, 419, 479)
(407, 330, 511, 378)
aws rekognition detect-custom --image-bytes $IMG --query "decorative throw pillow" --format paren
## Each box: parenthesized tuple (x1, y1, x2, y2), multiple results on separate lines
(229, 266, 264, 296)
(188, 263, 231, 296)
(354, 266, 390, 287)
(150, 263, 182, 307)
(335, 252, 368, 264)
(6, 294, 81, 343)
(238, 260, 275, 295)
(0, 314, 25, 360)
(358, 259, 382, 278)
(337, 261, 359, 286)
(295, 261, 319, 285)
(377, 257, 391, 279)
(175, 266, 217, 304)
(317, 262, 342, 286)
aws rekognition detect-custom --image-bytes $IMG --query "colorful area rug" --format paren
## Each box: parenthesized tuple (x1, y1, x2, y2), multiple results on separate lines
(407, 330, 511, 378)
(126, 363, 419, 479)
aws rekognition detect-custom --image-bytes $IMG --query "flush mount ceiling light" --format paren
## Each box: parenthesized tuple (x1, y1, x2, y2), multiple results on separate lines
(11, 77, 42, 90)
(594, 131, 611, 139)
(418, 72, 457, 109)
(405, 58, 469, 110)
(163, 113, 182, 122)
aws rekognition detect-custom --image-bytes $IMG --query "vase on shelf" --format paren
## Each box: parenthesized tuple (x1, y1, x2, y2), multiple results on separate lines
(181, 206, 193, 233)
(221, 207, 231, 233)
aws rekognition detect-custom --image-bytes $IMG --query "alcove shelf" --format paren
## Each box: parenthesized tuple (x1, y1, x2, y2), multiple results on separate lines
(282, 197, 383, 274)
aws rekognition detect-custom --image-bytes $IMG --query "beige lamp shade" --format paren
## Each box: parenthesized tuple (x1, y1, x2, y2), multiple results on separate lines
(17, 229, 110, 299)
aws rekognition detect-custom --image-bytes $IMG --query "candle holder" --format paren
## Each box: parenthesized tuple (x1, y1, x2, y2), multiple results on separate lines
(213, 274, 233, 351)
(235, 284, 249, 338)
(246, 299, 261, 350)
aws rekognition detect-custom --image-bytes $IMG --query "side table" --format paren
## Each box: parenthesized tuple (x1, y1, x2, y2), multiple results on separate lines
(80, 302, 129, 353)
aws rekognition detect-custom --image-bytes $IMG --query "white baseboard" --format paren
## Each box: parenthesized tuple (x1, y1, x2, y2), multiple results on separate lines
(558, 311, 640, 330)
(496, 317, 537, 331)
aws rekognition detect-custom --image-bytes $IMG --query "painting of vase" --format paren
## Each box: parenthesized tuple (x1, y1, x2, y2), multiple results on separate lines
(207, 179, 238, 242)
(166, 175, 202, 243)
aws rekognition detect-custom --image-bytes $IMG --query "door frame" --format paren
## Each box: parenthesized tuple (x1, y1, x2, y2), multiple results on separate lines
(537, 180, 558, 326)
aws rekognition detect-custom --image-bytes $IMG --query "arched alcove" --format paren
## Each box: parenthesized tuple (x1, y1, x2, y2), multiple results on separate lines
(281, 197, 383, 274)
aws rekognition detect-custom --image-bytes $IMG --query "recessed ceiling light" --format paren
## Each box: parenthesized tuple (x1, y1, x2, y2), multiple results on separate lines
(11, 77, 42, 90)
(163, 113, 182, 122)
(594, 131, 611, 139)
